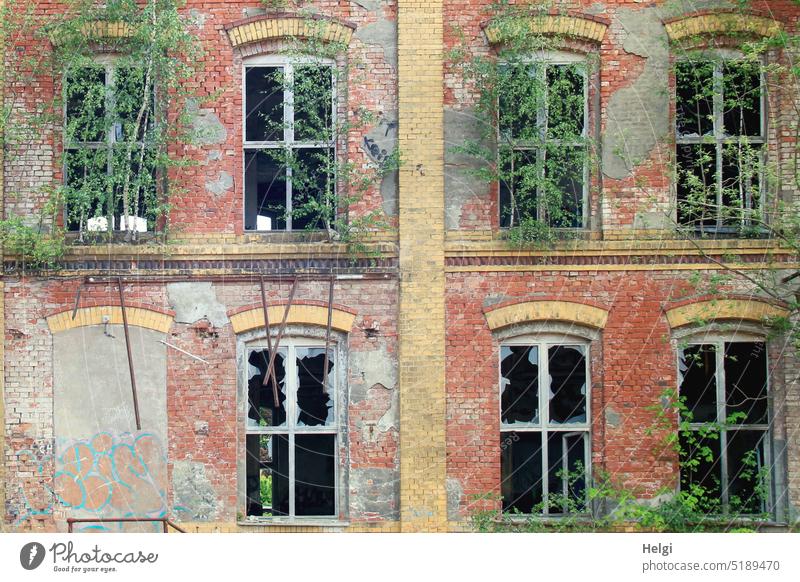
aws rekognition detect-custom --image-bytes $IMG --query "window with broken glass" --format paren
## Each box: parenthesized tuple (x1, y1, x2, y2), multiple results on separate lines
(245, 340, 338, 519)
(675, 57, 765, 233)
(499, 340, 590, 515)
(243, 56, 335, 231)
(63, 62, 157, 234)
(498, 57, 588, 229)
(677, 340, 772, 515)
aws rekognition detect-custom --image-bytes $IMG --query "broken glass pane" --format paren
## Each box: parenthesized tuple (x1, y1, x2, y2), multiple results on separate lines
(723, 61, 762, 138)
(246, 434, 289, 517)
(247, 348, 287, 428)
(726, 429, 768, 514)
(676, 143, 717, 228)
(245, 66, 284, 142)
(676, 60, 714, 137)
(679, 430, 722, 513)
(724, 342, 768, 425)
(679, 345, 717, 423)
(546, 64, 584, 140)
(501, 431, 543, 513)
(296, 347, 334, 427)
(548, 345, 586, 424)
(500, 346, 539, 425)
(294, 65, 333, 142)
(65, 66, 107, 143)
(244, 150, 287, 231)
(295, 434, 336, 516)
(547, 432, 586, 513)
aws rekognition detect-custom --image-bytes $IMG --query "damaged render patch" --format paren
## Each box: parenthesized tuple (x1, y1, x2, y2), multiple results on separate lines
(349, 345, 398, 403)
(186, 98, 228, 146)
(205, 172, 233, 198)
(354, 19, 397, 69)
(173, 461, 220, 521)
(350, 467, 399, 519)
(605, 404, 621, 428)
(446, 478, 464, 521)
(445, 108, 491, 229)
(167, 282, 229, 328)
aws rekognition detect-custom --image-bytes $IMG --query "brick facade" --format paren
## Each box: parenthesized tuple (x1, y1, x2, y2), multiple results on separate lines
(2, 0, 800, 532)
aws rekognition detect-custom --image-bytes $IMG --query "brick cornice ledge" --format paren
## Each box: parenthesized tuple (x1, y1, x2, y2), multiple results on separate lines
(664, 11, 782, 43)
(484, 299, 609, 331)
(225, 14, 356, 48)
(482, 13, 609, 45)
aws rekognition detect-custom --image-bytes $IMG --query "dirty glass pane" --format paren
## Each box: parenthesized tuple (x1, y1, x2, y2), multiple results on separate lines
(724, 342, 768, 425)
(500, 345, 539, 425)
(547, 432, 586, 513)
(245, 66, 284, 142)
(294, 65, 333, 142)
(501, 431, 543, 513)
(723, 61, 761, 137)
(726, 429, 768, 514)
(499, 64, 542, 142)
(676, 60, 714, 137)
(245, 434, 289, 517)
(244, 150, 287, 231)
(679, 430, 722, 513)
(296, 347, 334, 427)
(546, 64, 584, 140)
(676, 143, 717, 227)
(291, 147, 333, 231)
(247, 348, 287, 428)
(679, 345, 717, 423)
(295, 434, 336, 516)
(66, 66, 107, 143)
(548, 345, 586, 424)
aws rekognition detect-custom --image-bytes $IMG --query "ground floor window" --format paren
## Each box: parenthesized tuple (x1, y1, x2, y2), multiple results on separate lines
(499, 340, 590, 514)
(245, 341, 337, 518)
(678, 340, 771, 515)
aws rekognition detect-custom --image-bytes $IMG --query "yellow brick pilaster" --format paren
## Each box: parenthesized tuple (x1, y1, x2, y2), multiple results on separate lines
(0, 0, 6, 533)
(397, 0, 447, 532)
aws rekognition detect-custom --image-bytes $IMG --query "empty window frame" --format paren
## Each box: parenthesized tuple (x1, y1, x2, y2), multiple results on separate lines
(675, 57, 765, 232)
(243, 56, 336, 231)
(245, 341, 338, 518)
(499, 340, 590, 515)
(63, 62, 157, 233)
(498, 55, 588, 229)
(677, 340, 772, 515)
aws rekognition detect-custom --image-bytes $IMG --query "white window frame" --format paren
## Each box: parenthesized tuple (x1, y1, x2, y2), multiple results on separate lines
(498, 51, 590, 230)
(242, 55, 337, 232)
(498, 333, 592, 515)
(676, 334, 773, 514)
(674, 51, 767, 231)
(244, 337, 340, 521)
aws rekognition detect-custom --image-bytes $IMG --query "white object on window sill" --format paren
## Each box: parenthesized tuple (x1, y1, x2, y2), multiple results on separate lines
(119, 215, 148, 233)
(87, 216, 111, 232)
(256, 215, 272, 231)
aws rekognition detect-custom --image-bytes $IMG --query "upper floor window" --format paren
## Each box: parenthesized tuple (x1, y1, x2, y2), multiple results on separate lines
(63, 62, 156, 234)
(243, 56, 335, 232)
(498, 54, 588, 230)
(678, 339, 771, 515)
(500, 338, 590, 515)
(675, 56, 765, 233)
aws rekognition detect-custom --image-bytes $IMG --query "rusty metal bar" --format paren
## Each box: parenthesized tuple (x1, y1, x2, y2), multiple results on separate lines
(259, 276, 281, 407)
(71, 282, 84, 320)
(66, 517, 185, 533)
(118, 277, 141, 431)
(322, 276, 334, 394)
(162, 520, 168, 533)
(263, 278, 298, 395)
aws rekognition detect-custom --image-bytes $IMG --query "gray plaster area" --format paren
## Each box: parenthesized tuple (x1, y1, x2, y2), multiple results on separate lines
(349, 344, 398, 403)
(602, 8, 670, 181)
(205, 172, 233, 198)
(167, 282, 229, 328)
(350, 467, 398, 519)
(186, 98, 228, 146)
(605, 404, 621, 428)
(173, 461, 220, 521)
(354, 18, 397, 69)
(445, 108, 491, 229)
(53, 326, 167, 441)
(446, 478, 464, 520)
(380, 169, 398, 216)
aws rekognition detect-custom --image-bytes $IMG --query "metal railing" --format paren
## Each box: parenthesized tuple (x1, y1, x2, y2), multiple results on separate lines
(66, 517, 186, 533)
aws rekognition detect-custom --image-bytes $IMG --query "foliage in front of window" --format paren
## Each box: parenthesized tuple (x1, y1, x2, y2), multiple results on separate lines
(243, 23, 398, 253)
(449, 1, 594, 245)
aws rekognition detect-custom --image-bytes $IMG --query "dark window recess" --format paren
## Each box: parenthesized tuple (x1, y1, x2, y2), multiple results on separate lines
(726, 429, 767, 514)
(679, 344, 717, 423)
(247, 349, 287, 428)
(294, 66, 333, 142)
(724, 342, 767, 425)
(499, 64, 540, 142)
(296, 347, 333, 427)
(501, 431, 543, 513)
(548, 345, 586, 424)
(546, 64, 584, 139)
(543, 145, 584, 228)
(501, 346, 539, 424)
(676, 61, 714, 137)
(245, 66, 284, 142)
(291, 148, 333, 231)
(246, 434, 289, 517)
(547, 432, 586, 513)
(722, 62, 761, 137)
(679, 431, 722, 511)
(676, 143, 717, 228)
(244, 150, 288, 231)
(294, 434, 336, 516)
(66, 67, 107, 143)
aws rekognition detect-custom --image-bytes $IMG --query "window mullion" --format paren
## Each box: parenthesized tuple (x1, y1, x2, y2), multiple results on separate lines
(540, 342, 549, 515)
(716, 342, 730, 511)
(285, 64, 295, 231)
(713, 64, 725, 229)
(287, 344, 297, 518)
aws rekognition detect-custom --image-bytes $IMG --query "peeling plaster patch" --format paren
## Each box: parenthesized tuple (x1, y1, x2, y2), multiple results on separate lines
(483, 294, 511, 309)
(659, 0, 736, 20)
(354, 19, 397, 69)
(173, 461, 219, 521)
(206, 172, 233, 198)
(188, 9, 207, 28)
(186, 99, 228, 146)
(380, 170, 398, 216)
(605, 404, 621, 428)
(375, 386, 399, 432)
(446, 478, 464, 520)
(207, 150, 222, 162)
(242, 7, 266, 19)
(361, 113, 398, 164)
(350, 467, 398, 519)
(349, 346, 398, 402)
(602, 8, 669, 180)
(353, 0, 381, 11)
(167, 282, 229, 328)
(445, 108, 490, 229)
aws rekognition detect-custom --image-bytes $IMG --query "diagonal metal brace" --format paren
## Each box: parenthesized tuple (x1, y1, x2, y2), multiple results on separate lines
(322, 276, 334, 394)
(259, 276, 281, 407)
(118, 277, 141, 431)
(263, 278, 299, 404)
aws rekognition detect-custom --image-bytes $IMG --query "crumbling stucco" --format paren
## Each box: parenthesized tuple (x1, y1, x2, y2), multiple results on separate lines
(445, 108, 490, 229)
(349, 345, 398, 403)
(354, 18, 397, 69)
(350, 467, 398, 519)
(605, 404, 621, 428)
(186, 98, 228, 146)
(446, 478, 463, 520)
(167, 282, 229, 328)
(173, 461, 220, 521)
(205, 172, 233, 198)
